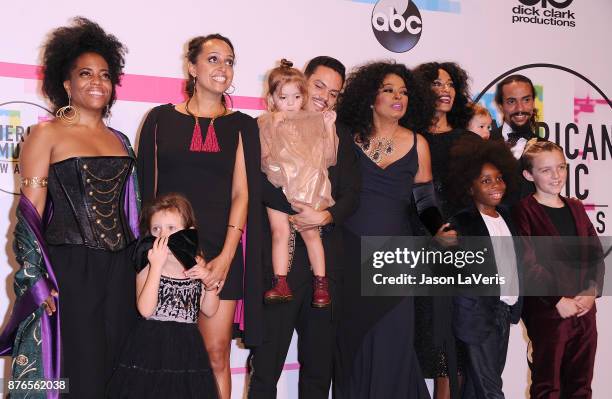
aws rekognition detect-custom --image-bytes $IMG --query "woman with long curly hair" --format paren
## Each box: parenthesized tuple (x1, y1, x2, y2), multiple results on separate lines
(0, 17, 140, 397)
(413, 61, 474, 217)
(412, 61, 477, 399)
(334, 61, 454, 398)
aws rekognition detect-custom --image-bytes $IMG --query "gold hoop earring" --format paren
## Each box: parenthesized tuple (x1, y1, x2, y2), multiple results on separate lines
(55, 94, 79, 124)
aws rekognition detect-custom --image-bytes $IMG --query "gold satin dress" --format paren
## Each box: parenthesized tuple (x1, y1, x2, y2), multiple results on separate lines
(259, 111, 338, 211)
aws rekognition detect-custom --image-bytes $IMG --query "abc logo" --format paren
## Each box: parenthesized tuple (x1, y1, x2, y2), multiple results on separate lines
(371, 0, 422, 53)
(518, 0, 573, 8)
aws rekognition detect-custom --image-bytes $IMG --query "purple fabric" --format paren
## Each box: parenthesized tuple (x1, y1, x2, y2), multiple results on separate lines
(0, 278, 52, 355)
(110, 128, 140, 238)
(124, 174, 140, 237)
(16, 194, 61, 398)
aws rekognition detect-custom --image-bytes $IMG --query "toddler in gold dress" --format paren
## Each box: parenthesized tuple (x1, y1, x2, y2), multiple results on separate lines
(259, 60, 338, 307)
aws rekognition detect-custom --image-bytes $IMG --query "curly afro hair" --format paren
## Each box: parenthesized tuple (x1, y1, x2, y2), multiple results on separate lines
(42, 17, 127, 115)
(336, 61, 435, 143)
(413, 62, 473, 130)
(446, 135, 518, 207)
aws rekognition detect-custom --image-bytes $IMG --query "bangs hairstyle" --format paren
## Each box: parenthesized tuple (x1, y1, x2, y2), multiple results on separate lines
(470, 103, 492, 118)
(266, 59, 308, 111)
(140, 193, 197, 235)
(520, 139, 565, 173)
(42, 16, 127, 115)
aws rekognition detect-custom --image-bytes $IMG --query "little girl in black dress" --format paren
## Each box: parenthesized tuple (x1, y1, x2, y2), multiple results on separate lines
(108, 193, 219, 398)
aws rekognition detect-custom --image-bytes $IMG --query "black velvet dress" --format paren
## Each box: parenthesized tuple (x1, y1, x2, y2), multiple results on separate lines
(336, 134, 430, 399)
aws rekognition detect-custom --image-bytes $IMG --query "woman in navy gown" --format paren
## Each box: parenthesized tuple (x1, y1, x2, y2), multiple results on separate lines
(335, 62, 454, 398)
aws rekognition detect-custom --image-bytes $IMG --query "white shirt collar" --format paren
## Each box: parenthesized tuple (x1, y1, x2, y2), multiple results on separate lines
(501, 123, 513, 141)
(501, 123, 528, 159)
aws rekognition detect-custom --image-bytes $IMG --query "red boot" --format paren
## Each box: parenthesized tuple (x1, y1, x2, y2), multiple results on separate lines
(312, 276, 331, 308)
(264, 275, 293, 304)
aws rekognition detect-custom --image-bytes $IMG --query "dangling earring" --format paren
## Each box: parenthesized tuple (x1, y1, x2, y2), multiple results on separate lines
(104, 104, 111, 121)
(225, 83, 236, 95)
(56, 94, 79, 124)
(193, 76, 197, 94)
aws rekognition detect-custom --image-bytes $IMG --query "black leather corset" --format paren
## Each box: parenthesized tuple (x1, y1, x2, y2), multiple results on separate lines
(45, 156, 135, 251)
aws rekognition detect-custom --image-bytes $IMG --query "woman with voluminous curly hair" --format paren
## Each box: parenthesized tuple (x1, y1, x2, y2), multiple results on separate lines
(412, 61, 479, 399)
(334, 61, 454, 398)
(0, 17, 141, 397)
(413, 61, 475, 217)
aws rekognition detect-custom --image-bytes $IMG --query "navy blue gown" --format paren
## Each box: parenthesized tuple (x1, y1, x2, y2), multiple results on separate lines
(336, 133, 430, 399)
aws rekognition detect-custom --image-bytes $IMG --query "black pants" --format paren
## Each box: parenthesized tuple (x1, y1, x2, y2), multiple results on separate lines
(461, 302, 512, 399)
(50, 245, 137, 399)
(247, 244, 338, 399)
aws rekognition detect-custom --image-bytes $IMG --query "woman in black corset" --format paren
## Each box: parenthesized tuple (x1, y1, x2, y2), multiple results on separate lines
(412, 62, 476, 399)
(136, 34, 262, 399)
(334, 61, 455, 399)
(16, 18, 140, 397)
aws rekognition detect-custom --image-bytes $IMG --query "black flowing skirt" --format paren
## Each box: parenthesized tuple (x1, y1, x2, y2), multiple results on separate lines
(50, 244, 137, 399)
(107, 319, 218, 398)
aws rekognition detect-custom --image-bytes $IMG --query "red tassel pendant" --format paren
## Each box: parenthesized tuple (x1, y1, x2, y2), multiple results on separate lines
(189, 118, 221, 152)
(202, 119, 221, 152)
(189, 117, 204, 152)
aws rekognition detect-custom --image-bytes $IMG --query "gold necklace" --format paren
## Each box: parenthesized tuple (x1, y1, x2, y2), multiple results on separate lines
(185, 96, 227, 120)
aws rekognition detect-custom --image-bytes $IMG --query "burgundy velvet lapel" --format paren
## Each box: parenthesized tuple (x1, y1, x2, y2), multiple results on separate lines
(525, 194, 589, 237)
(524, 195, 560, 236)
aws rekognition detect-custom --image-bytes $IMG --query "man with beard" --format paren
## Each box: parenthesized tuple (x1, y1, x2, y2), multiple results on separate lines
(491, 74, 539, 159)
(491, 74, 541, 202)
(247, 56, 360, 399)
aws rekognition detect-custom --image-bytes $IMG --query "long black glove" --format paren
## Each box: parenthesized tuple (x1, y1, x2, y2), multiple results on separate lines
(413, 181, 444, 235)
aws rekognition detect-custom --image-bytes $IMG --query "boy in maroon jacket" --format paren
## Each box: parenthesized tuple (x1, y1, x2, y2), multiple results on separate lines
(514, 139, 603, 399)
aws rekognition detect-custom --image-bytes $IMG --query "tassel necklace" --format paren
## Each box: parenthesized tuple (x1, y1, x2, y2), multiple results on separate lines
(185, 96, 225, 153)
